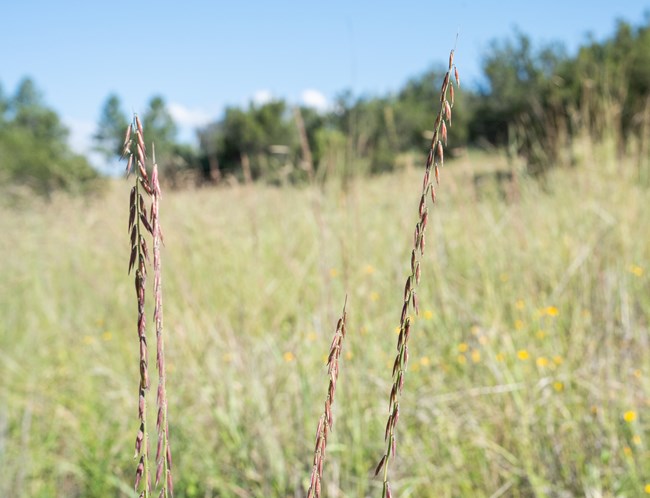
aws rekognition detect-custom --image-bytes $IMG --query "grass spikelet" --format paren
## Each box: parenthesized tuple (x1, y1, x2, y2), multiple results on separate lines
(306, 297, 348, 498)
(123, 115, 175, 498)
(376, 48, 460, 497)
(150, 146, 173, 498)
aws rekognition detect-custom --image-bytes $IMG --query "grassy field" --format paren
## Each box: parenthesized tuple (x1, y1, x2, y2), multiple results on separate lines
(0, 149, 648, 497)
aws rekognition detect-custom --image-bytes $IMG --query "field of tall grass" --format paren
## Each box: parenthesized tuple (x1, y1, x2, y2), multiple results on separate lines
(1, 143, 649, 497)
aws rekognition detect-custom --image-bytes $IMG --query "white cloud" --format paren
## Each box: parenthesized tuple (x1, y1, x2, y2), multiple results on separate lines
(168, 102, 213, 128)
(252, 89, 273, 106)
(300, 89, 328, 111)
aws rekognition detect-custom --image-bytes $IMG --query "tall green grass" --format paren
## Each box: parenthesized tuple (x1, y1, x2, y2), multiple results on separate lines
(0, 146, 648, 497)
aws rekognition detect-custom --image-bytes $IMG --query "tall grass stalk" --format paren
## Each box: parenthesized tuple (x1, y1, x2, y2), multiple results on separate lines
(151, 149, 173, 497)
(123, 116, 174, 498)
(306, 297, 348, 498)
(374, 48, 460, 498)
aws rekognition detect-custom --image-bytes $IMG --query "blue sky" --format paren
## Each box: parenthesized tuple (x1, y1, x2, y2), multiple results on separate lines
(1, 1, 648, 167)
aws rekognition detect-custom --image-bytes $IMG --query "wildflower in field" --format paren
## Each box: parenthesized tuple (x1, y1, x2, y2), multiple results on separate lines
(536, 357, 549, 368)
(514, 319, 524, 330)
(329, 268, 338, 278)
(420, 356, 431, 367)
(423, 310, 433, 320)
(644, 483, 650, 494)
(623, 446, 632, 457)
(458, 342, 469, 353)
(624, 410, 637, 423)
(471, 350, 481, 363)
(364, 264, 376, 275)
(553, 355, 563, 365)
(283, 351, 295, 363)
(553, 381, 564, 392)
(628, 264, 643, 277)
(545, 306, 559, 317)
(370, 291, 380, 302)
(515, 299, 525, 310)
(102, 331, 112, 341)
(634, 369, 641, 379)
(517, 350, 529, 361)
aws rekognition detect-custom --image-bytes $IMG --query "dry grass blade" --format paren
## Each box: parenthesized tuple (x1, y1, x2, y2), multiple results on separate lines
(123, 115, 155, 498)
(306, 297, 349, 498)
(151, 147, 173, 498)
(377, 48, 460, 498)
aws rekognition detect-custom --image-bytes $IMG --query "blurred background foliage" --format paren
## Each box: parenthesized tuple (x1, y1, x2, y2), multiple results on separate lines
(1, 17, 650, 195)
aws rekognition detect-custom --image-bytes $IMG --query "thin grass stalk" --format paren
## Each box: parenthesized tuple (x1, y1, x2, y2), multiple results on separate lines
(307, 297, 348, 498)
(124, 115, 154, 498)
(374, 49, 460, 498)
(150, 147, 173, 498)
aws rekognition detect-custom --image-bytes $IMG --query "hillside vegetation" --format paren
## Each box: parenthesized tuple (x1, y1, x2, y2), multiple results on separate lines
(1, 143, 648, 496)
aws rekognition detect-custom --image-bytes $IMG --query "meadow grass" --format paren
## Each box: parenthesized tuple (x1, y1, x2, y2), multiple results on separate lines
(0, 146, 648, 497)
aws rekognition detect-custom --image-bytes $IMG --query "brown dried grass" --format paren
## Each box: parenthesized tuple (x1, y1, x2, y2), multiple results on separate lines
(374, 48, 460, 498)
(306, 298, 348, 498)
(123, 117, 173, 498)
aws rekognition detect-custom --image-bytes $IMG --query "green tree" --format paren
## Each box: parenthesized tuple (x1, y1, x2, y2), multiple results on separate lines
(142, 95, 178, 160)
(0, 77, 99, 196)
(202, 99, 298, 182)
(94, 93, 128, 161)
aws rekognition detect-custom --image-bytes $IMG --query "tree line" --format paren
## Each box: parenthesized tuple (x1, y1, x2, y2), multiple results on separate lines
(2, 16, 649, 195)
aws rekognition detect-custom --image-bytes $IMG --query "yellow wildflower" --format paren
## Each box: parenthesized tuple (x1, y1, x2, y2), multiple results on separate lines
(370, 291, 380, 302)
(553, 381, 564, 392)
(420, 356, 431, 367)
(458, 343, 469, 353)
(283, 351, 295, 363)
(624, 411, 637, 423)
(517, 350, 529, 361)
(536, 357, 549, 368)
(515, 299, 525, 310)
(545, 306, 559, 317)
(629, 264, 643, 277)
(423, 310, 434, 320)
(102, 331, 112, 341)
(471, 350, 481, 363)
